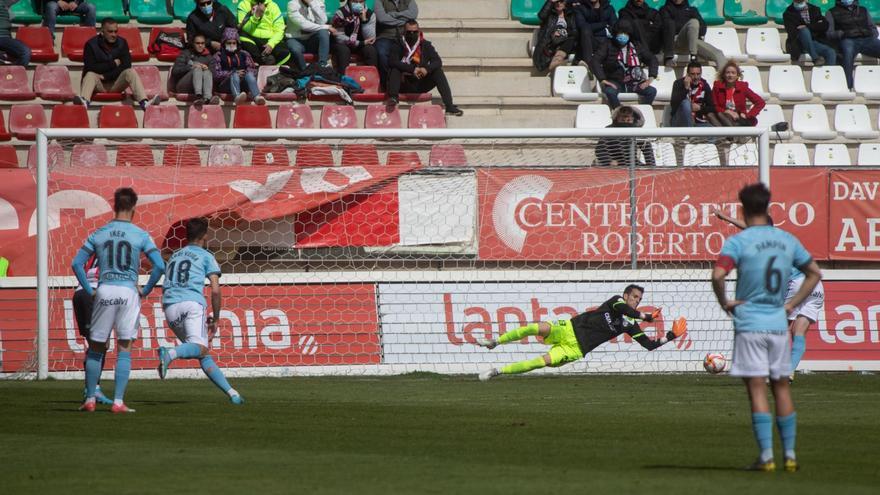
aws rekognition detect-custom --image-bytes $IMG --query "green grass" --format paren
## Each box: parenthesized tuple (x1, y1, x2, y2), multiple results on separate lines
(1, 374, 879, 494)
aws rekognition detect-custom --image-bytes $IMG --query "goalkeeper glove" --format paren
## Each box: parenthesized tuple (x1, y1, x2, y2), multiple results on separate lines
(643, 308, 662, 322)
(671, 317, 687, 338)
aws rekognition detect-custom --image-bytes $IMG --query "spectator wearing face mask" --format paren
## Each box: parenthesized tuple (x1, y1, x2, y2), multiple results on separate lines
(286, 0, 334, 70)
(618, 0, 663, 60)
(187, 0, 238, 53)
(826, 0, 880, 89)
(171, 35, 219, 107)
(590, 23, 658, 109)
(374, 0, 418, 87)
(212, 27, 265, 105)
(533, 0, 579, 73)
(595, 106, 656, 166)
(330, 0, 378, 74)
(783, 1, 835, 67)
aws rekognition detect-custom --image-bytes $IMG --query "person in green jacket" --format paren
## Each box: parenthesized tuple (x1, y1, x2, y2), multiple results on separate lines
(237, 0, 291, 65)
(0, 256, 8, 277)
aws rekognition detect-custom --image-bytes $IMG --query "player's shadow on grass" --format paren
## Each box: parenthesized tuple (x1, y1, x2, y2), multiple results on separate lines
(48, 399, 189, 412)
(643, 464, 744, 472)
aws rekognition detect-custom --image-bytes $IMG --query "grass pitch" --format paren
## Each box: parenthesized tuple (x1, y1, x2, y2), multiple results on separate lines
(1, 374, 878, 495)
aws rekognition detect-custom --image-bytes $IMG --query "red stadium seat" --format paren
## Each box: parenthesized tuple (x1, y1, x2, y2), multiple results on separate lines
(98, 105, 138, 128)
(144, 105, 181, 128)
(320, 105, 357, 129)
(34, 66, 76, 102)
(62, 26, 97, 62)
(163, 144, 201, 167)
(27, 143, 66, 168)
(429, 144, 468, 166)
(148, 27, 186, 62)
(50, 104, 90, 128)
(118, 27, 150, 62)
(347, 66, 386, 102)
(115, 144, 155, 166)
(276, 103, 314, 128)
(91, 91, 125, 102)
(233, 105, 272, 129)
(70, 144, 109, 167)
(295, 144, 334, 167)
(252, 145, 291, 167)
(408, 104, 446, 129)
(258, 66, 300, 102)
(0, 110, 11, 141)
(341, 144, 379, 166)
(9, 104, 47, 140)
(187, 105, 227, 129)
(400, 93, 433, 103)
(16, 27, 59, 63)
(127, 66, 167, 100)
(0, 145, 19, 168)
(386, 151, 422, 167)
(0, 66, 37, 100)
(365, 104, 401, 129)
(208, 145, 245, 167)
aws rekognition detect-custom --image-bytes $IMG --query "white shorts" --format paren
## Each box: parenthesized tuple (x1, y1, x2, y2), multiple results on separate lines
(730, 331, 791, 380)
(164, 301, 209, 347)
(785, 278, 825, 323)
(89, 285, 141, 343)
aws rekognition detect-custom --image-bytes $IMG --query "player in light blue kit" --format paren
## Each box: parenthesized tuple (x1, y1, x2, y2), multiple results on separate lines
(711, 183, 822, 472)
(158, 218, 243, 405)
(72, 187, 165, 414)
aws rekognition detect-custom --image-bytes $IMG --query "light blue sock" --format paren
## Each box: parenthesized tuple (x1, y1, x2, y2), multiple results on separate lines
(751, 412, 774, 462)
(84, 350, 103, 399)
(200, 356, 232, 394)
(173, 342, 203, 360)
(791, 335, 806, 372)
(776, 413, 797, 459)
(113, 351, 132, 402)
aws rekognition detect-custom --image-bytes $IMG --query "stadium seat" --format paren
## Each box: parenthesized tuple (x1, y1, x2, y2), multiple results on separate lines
(0, 145, 18, 168)
(386, 151, 422, 167)
(0, 66, 36, 100)
(648, 142, 677, 167)
(27, 143, 66, 168)
(341, 144, 379, 166)
(408, 105, 446, 129)
(233, 105, 272, 129)
(70, 144, 109, 167)
(834, 104, 879, 140)
(252, 145, 291, 167)
(50, 104, 90, 128)
(320, 105, 358, 129)
(187, 105, 227, 129)
(365, 104, 401, 129)
(258, 66, 301, 102)
(689, 0, 724, 25)
(813, 144, 852, 166)
(769, 65, 812, 101)
(34, 66, 75, 101)
(9, 104, 47, 140)
(61, 26, 97, 61)
(118, 27, 149, 62)
(575, 105, 611, 129)
(727, 143, 759, 166)
(552, 66, 599, 101)
(115, 144, 155, 166)
(98, 105, 138, 128)
(125, 66, 167, 101)
(792, 104, 837, 140)
(811, 66, 855, 101)
(429, 144, 467, 167)
(15, 26, 59, 62)
(295, 144, 334, 167)
(399, 92, 433, 103)
(867, 0, 880, 20)
(724, 0, 768, 25)
(208, 145, 245, 167)
(9, 0, 41, 24)
(854, 66, 880, 100)
(143, 105, 182, 128)
(510, 0, 542, 25)
(276, 103, 315, 128)
(632, 105, 657, 128)
(651, 66, 677, 101)
(148, 27, 187, 62)
(700, 65, 717, 85)
(757, 104, 792, 139)
(745, 28, 788, 63)
(347, 66, 386, 102)
(765, 0, 789, 23)
(91, 90, 124, 102)
(0, 110, 11, 141)
(740, 65, 768, 99)
(683, 144, 721, 166)
(92, 0, 130, 22)
(773, 143, 811, 166)
(704, 28, 747, 62)
(857, 143, 880, 165)
(172, 0, 192, 20)
(162, 144, 201, 167)
(131, 0, 174, 24)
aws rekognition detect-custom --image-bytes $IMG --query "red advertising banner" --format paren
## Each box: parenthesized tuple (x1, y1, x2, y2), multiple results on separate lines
(810, 281, 880, 361)
(828, 170, 880, 261)
(0, 284, 381, 373)
(478, 168, 828, 261)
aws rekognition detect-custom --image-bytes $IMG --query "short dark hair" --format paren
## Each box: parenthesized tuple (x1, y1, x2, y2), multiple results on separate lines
(113, 187, 138, 213)
(686, 61, 702, 72)
(405, 19, 419, 28)
(624, 284, 644, 296)
(186, 217, 209, 242)
(100, 17, 117, 27)
(739, 183, 771, 218)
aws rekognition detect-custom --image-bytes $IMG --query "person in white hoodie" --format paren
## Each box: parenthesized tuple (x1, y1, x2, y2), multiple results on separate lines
(286, 0, 336, 70)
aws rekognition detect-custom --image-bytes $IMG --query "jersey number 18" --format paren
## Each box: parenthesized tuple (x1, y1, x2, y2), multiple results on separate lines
(167, 260, 191, 285)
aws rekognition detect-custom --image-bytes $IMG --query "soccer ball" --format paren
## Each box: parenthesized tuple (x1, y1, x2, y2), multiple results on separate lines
(703, 353, 727, 374)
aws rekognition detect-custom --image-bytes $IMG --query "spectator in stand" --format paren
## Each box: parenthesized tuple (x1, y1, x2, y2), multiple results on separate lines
(386, 19, 463, 116)
(187, 0, 238, 53)
(660, 0, 725, 68)
(1, 0, 31, 65)
(595, 106, 655, 166)
(171, 35, 219, 107)
(670, 61, 720, 126)
(213, 27, 265, 105)
(570, 0, 617, 64)
(712, 60, 764, 126)
(374, 0, 418, 87)
(73, 18, 161, 110)
(826, 0, 880, 90)
(532, 0, 579, 73)
(42, 0, 96, 38)
(237, 0, 291, 66)
(590, 22, 658, 109)
(330, 0, 378, 74)
(783, 0, 835, 67)
(618, 0, 663, 60)
(286, 0, 333, 70)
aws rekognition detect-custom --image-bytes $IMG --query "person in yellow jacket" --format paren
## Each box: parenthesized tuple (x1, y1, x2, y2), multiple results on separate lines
(0, 256, 8, 277)
(237, 0, 291, 66)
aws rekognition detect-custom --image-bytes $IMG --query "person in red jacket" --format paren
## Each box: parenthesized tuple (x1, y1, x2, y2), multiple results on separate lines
(712, 60, 765, 127)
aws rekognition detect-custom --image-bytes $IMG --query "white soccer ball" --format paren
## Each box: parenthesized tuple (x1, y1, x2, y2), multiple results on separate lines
(703, 352, 727, 374)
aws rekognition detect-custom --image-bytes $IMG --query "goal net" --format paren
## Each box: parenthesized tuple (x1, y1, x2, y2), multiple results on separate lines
(4, 126, 769, 378)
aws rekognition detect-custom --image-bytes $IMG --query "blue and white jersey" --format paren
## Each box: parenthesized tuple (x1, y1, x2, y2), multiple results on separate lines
(790, 266, 804, 281)
(162, 245, 221, 308)
(718, 225, 812, 333)
(80, 220, 159, 290)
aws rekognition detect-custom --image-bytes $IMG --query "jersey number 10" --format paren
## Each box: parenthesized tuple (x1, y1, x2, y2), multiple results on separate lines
(102, 240, 133, 271)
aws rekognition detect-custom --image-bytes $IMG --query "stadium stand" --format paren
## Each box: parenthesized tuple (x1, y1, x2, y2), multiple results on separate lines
(0, 66, 36, 100)
(773, 143, 811, 165)
(98, 105, 138, 128)
(187, 105, 227, 129)
(813, 143, 852, 166)
(276, 103, 316, 128)
(33, 65, 76, 101)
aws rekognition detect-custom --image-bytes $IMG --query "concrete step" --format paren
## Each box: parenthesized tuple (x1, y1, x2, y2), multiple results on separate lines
(419, 0, 510, 20)
(429, 32, 532, 59)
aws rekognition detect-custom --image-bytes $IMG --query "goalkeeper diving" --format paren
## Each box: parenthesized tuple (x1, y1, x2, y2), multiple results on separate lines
(475, 285, 687, 380)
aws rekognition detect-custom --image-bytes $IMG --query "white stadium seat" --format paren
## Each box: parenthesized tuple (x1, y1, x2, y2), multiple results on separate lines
(834, 104, 879, 140)
(647, 142, 677, 167)
(792, 104, 837, 140)
(704, 28, 748, 62)
(773, 143, 811, 166)
(728, 143, 759, 166)
(740, 65, 768, 99)
(553, 66, 599, 101)
(757, 104, 791, 139)
(854, 66, 880, 100)
(858, 143, 880, 165)
(814, 144, 852, 166)
(651, 66, 677, 101)
(701, 65, 717, 85)
(811, 66, 855, 101)
(746, 28, 788, 63)
(683, 144, 721, 166)
(575, 104, 611, 129)
(769, 65, 812, 101)
(632, 104, 657, 128)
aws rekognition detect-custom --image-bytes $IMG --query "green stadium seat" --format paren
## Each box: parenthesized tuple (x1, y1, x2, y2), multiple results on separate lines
(92, 0, 130, 23)
(866, 1, 880, 20)
(724, 0, 768, 25)
(173, 0, 192, 21)
(131, 0, 174, 24)
(611, 0, 627, 12)
(511, 0, 542, 26)
(9, 0, 42, 25)
(689, 0, 724, 25)
(644, 0, 665, 10)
